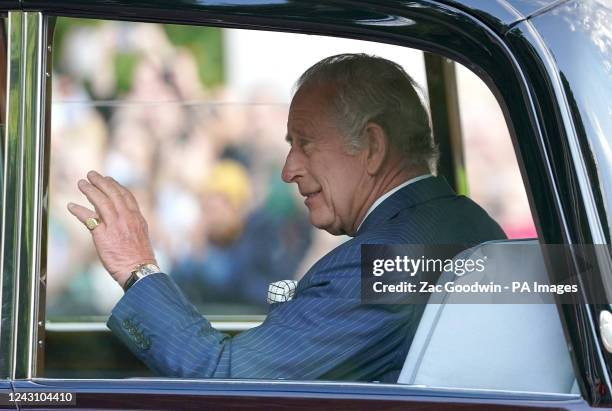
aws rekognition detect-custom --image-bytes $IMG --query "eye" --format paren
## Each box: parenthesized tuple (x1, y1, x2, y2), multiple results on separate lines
(299, 138, 312, 150)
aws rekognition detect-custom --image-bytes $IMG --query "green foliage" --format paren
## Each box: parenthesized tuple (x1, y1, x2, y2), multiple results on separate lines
(163, 24, 224, 87)
(52, 17, 225, 95)
(114, 52, 138, 95)
(457, 165, 469, 196)
(52, 17, 101, 74)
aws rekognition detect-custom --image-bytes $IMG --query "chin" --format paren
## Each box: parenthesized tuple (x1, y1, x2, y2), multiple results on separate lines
(313, 219, 344, 236)
(309, 213, 340, 235)
(323, 227, 344, 236)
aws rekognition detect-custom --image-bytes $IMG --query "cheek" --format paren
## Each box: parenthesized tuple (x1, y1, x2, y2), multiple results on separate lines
(311, 153, 361, 210)
(320, 175, 354, 213)
(333, 187, 353, 213)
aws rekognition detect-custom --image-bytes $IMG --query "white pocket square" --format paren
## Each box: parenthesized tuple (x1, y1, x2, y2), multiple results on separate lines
(267, 280, 298, 304)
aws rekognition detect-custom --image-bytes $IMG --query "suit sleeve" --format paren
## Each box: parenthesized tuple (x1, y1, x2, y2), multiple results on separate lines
(107, 267, 418, 380)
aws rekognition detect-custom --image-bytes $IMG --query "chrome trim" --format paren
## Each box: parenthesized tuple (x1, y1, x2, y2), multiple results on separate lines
(45, 321, 262, 333)
(0, 15, 3, 372)
(0, 11, 49, 379)
(24, 377, 582, 401)
(0, 10, 24, 380)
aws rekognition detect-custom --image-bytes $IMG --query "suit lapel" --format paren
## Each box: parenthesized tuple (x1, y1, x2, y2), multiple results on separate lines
(355, 176, 456, 237)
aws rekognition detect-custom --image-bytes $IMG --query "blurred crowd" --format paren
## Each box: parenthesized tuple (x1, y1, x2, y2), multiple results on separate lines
(46, 19, 535, 319)
(456, 65, 537, 240)
(47, 21, 325, 317)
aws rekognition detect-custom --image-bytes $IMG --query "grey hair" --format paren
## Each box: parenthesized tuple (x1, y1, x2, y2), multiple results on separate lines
(295, 53, 439, 173)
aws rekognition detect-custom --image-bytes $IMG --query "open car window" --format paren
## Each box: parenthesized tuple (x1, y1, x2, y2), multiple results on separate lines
(47, 18, 535, 322)
(48, 19, 431, 319)
(36, 15, 575, 397)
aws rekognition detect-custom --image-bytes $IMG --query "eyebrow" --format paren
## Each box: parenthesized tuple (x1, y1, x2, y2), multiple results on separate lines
(285, 132, 305, 144)
(286, 130, 311, 146)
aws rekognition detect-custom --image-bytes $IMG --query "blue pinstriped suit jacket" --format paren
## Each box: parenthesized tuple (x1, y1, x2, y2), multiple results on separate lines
(107, 176, 506, 381)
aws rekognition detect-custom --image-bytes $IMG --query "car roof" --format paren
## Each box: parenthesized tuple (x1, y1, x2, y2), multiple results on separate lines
(9, 0, 566, 37)
(423, 0, 562, 33)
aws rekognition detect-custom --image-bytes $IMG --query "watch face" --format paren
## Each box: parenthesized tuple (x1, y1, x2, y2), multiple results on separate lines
(125, 264, 160, 291)
(141, 264, 161, 276)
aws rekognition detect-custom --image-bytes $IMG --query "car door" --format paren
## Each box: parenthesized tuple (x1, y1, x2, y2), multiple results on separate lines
(0, 383, 15, 410)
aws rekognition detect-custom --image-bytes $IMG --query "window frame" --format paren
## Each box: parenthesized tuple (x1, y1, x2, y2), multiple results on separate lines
(0, 10, 52, 380)
(0, 0, 609, 406)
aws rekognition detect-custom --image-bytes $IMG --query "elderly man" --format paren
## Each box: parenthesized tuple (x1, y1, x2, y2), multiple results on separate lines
(68, 54, 505, 381)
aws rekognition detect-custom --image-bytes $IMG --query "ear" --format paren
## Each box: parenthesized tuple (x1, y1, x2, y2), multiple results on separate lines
(363, 121, 388, 175)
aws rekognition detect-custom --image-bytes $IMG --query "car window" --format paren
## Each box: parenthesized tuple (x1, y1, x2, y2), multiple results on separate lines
(456, 65, 536, 239)
(43, 17, 554, 389)
(47, 18, 429, 320)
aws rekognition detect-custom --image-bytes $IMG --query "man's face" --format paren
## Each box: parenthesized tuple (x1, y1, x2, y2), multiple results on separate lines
(282, 84, 369, 235)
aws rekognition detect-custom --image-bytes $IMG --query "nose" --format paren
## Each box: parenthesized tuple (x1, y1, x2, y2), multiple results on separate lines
(281, 147, 304, 183)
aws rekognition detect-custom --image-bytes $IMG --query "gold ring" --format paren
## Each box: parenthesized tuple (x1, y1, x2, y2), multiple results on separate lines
(85, 217, 100, 231)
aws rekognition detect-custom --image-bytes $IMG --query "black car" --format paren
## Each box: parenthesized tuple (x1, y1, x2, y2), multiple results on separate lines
(0, 0, 611, 409)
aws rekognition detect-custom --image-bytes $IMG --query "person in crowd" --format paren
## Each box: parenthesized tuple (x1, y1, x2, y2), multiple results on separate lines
(171, 159, 312, 310)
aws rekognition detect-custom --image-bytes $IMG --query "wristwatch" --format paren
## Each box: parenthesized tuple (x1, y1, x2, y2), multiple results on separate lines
(123, 263, 161, 292)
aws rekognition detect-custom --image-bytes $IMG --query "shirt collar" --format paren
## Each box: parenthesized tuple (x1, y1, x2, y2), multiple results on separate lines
(355, 174, 433, 232)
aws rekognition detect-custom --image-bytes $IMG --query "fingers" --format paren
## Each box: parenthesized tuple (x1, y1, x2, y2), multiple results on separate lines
(77, 178, 117, 223)
(76, 170, 143, 222)
(112, 178, 141, 212)
(87, 170, 129, 212)
(87, 170, 141, 212)
(67, 202, 100, 226)
(69, 171, 156, 287)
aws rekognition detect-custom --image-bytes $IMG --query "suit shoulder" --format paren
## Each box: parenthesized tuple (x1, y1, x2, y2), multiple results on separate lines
(359, 195, 505, 244)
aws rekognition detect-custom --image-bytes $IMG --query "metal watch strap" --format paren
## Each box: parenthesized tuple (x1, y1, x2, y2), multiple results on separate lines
(123, 263, 160, 292)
